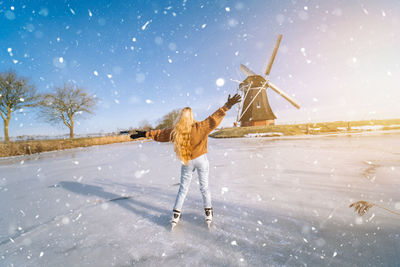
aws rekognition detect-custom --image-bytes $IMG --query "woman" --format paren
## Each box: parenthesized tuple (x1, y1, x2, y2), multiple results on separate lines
(130, 94, 241, 228)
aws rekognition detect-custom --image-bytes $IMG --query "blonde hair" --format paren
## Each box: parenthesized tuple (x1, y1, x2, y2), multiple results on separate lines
(170, 107, 195, 165)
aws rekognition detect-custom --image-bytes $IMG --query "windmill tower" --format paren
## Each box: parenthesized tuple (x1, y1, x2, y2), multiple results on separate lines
(236, 34, 300, 127)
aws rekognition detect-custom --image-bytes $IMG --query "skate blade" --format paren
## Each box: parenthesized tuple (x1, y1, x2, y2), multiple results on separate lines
(170, 222, 177, 231)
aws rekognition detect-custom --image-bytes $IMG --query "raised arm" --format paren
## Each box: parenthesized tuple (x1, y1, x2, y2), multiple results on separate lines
(198, 106, 229, 134)
(198, 94, 241, 134)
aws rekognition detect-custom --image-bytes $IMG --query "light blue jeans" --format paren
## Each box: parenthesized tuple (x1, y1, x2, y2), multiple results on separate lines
(173, 154, 212, 211)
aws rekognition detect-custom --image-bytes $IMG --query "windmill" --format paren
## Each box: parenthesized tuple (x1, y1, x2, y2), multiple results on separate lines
(236, 34, 300, 127)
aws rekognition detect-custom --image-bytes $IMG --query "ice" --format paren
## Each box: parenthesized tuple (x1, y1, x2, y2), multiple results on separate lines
(1, 135, 400, 265)
(134, 169, 150, 178)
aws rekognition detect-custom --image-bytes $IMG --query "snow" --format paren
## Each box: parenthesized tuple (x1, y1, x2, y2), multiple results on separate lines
(351, 125, 384, 131)
(1, 134, 399, 266)
(141, 20, 152, 30)
(244, 132, 283, 137)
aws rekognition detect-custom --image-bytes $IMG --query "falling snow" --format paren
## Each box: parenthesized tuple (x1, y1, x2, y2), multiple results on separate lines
(216, 78, 225, 87)
(1, 1, 400, 265)
(141, 20, 152, 30)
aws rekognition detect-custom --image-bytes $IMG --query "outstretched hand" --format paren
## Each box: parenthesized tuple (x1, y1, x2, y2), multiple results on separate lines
(130, 130, 147, 140)
(224, 93, 242, 109)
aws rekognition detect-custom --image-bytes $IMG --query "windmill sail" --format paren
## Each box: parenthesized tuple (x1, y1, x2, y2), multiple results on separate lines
(268, 81, 300, 109)
(265, 34, 283, 76)
(240, 64, 257, 76)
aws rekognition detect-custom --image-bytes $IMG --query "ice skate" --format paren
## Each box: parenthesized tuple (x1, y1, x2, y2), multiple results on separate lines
(170, 209, 181, 231)
(205, 208, 213, 228)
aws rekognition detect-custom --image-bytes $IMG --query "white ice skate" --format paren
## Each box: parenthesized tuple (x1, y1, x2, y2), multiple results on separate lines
(205, 208, 213, 229)
(170, 210, 181, 231)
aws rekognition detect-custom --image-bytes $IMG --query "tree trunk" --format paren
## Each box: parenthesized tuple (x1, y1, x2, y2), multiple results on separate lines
(69, 119, 74, 139)
(4, 118, 10, 143)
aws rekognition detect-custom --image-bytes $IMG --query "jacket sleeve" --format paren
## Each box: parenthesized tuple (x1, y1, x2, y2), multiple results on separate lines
(198, 105, 229, 134)
(146, 128, 173, 142)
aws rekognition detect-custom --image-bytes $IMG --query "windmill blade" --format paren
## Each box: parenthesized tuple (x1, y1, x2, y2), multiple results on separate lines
(240, 64, 258, 76)
(265, 34, 283, 76)
(268, 81, 300, 109)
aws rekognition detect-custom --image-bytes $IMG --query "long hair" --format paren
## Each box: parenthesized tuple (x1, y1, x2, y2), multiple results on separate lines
(170, 107, 195, 165)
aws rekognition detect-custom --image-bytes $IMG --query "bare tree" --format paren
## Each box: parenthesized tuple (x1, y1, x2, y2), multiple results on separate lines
(137, 120, 153, 131)
(0, 70, 37, 142)
(39, 84, 97, 139)
(155, 109, 181, 129)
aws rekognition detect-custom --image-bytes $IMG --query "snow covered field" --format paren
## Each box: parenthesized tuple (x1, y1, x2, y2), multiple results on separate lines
(1, 133, 400, 266)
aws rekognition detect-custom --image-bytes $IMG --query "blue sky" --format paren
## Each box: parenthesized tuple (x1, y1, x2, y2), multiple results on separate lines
(1, 0, 400, 138)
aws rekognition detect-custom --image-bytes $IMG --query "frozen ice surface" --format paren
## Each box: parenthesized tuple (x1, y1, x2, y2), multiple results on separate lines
(1, 134, 400, 266)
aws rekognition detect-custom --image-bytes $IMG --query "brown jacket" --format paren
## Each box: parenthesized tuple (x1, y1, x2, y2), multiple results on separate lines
(146, 105, 229, 160)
